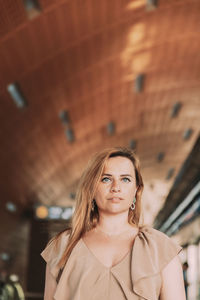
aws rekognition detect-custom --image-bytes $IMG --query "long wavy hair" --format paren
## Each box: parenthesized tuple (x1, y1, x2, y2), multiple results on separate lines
(55, 147, 144, 269)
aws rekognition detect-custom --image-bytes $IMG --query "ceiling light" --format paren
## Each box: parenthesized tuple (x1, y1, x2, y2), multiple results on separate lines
(183, 128, 193, 140)
(61, 207, 73, 220)
(9, 274, 19, 282)
(107, 121, 115, 135)
(7, 83, 27, 109)
(6, 202, 17, 212)
(65, 128, 74, 142)
(49, 206, 63, 219)
(23, 0, 41, 19)
(1, 252, 10, 261)
(59, 110, 70, 126)
(166, 168, 175, 180)
(134, 74, 144, 93)
(157, 152, 165, 162)
(146, 0, 157, 10)
(170, 102, 182, 118)
(129, 139, 137, 149)
(69, 192, 76, 200)
(35, 205, 48, 219)
(34, 205, 73, 220)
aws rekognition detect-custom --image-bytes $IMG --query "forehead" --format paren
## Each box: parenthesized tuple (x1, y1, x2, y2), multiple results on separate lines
(103, 156, 135, 174)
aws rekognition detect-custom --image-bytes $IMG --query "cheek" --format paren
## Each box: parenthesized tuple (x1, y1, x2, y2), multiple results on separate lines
(94, 190, 106, 207)
(125, 185, 137, 196)
(95, 185, 108, 199)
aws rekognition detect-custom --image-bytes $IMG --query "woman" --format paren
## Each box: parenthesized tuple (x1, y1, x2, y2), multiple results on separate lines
(41, 147, 186, 300)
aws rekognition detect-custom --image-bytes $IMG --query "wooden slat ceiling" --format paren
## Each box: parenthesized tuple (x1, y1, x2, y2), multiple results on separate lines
(0, 0, 200, 225)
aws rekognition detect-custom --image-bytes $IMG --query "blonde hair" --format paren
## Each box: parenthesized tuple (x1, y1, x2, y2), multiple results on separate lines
(56, 147, 144, 269)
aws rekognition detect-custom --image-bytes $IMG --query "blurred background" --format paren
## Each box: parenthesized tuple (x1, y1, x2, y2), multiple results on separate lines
(0, 0, 199, 299)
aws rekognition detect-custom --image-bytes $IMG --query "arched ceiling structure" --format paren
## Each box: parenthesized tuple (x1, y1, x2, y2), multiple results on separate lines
(0, 0, 200, 227)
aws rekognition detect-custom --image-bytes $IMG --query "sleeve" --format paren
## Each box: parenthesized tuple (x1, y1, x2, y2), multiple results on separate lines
(153, 228, 183, 271)
(41, 231, 70, 279)
(131, 226, 183, 300)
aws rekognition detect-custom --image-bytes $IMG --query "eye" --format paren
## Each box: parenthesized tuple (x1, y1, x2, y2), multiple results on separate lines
(122, 177, 131, 182)
(101, 177, 111, 183)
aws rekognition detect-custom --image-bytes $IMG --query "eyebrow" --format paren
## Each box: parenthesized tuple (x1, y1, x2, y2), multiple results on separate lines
(102, 173, 133, 177)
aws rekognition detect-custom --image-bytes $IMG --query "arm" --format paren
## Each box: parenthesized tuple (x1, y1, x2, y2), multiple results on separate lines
(160, 255, 186, 300)
(44, 264, 57, 300)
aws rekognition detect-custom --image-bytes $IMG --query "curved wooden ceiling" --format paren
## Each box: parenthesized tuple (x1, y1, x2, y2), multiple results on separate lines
(0, 0, 200, 225)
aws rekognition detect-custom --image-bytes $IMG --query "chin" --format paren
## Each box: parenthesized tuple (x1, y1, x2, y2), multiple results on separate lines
(105, 207, 129, 214)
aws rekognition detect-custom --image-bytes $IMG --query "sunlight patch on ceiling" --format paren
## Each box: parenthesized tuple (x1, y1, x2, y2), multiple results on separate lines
(126, 0, 146, 10)
(121, 23, 151, 74)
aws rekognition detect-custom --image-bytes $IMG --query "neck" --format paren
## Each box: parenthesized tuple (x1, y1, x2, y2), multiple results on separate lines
(96, 210, 135, 233)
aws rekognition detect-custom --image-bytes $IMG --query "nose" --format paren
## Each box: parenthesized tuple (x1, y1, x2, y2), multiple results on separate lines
(110, 180, 121, 192)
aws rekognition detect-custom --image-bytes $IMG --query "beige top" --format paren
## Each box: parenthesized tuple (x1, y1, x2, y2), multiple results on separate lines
(41, 225, 182, 300)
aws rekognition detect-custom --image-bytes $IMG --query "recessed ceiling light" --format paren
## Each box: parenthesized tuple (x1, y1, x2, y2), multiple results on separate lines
(134, 74, 144, 93)
(49, 206, 63, 219)
(23, 0, 41, 19)
(59, 110, 70, 126)
(183, 128, 193, 140)
(9, 274, 19, 282)
(34, 205, 73, 220)
(6, 202, 17, 212)
(157, 152, 165, 162)
(35, 205, 48, 219)
(129, 139, 137, 150)
(65, 128, 75, 142)
(0, 252, 11, 261)
(166, 168, 175, 180)
(146, 0, 158, 10)
(7, 83, 27, 109)
(170, 102, 182, 118)
(69, 192, 76, 200)
(61, 207, 73, 220)
(107, 121, 115, 135)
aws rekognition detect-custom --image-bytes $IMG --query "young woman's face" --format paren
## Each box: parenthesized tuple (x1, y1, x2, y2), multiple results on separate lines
(94, 156, 138, 214)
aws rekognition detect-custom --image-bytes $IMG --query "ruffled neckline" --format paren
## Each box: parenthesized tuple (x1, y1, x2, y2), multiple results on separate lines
(80, 226, 140, 270)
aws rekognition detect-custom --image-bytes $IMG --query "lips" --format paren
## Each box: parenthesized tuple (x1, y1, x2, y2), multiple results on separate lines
(108, 197, 122, 203)
(108, 197, 123, 201)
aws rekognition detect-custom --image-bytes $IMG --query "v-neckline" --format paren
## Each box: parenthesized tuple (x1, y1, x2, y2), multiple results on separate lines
(80, 229, 140, 270)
